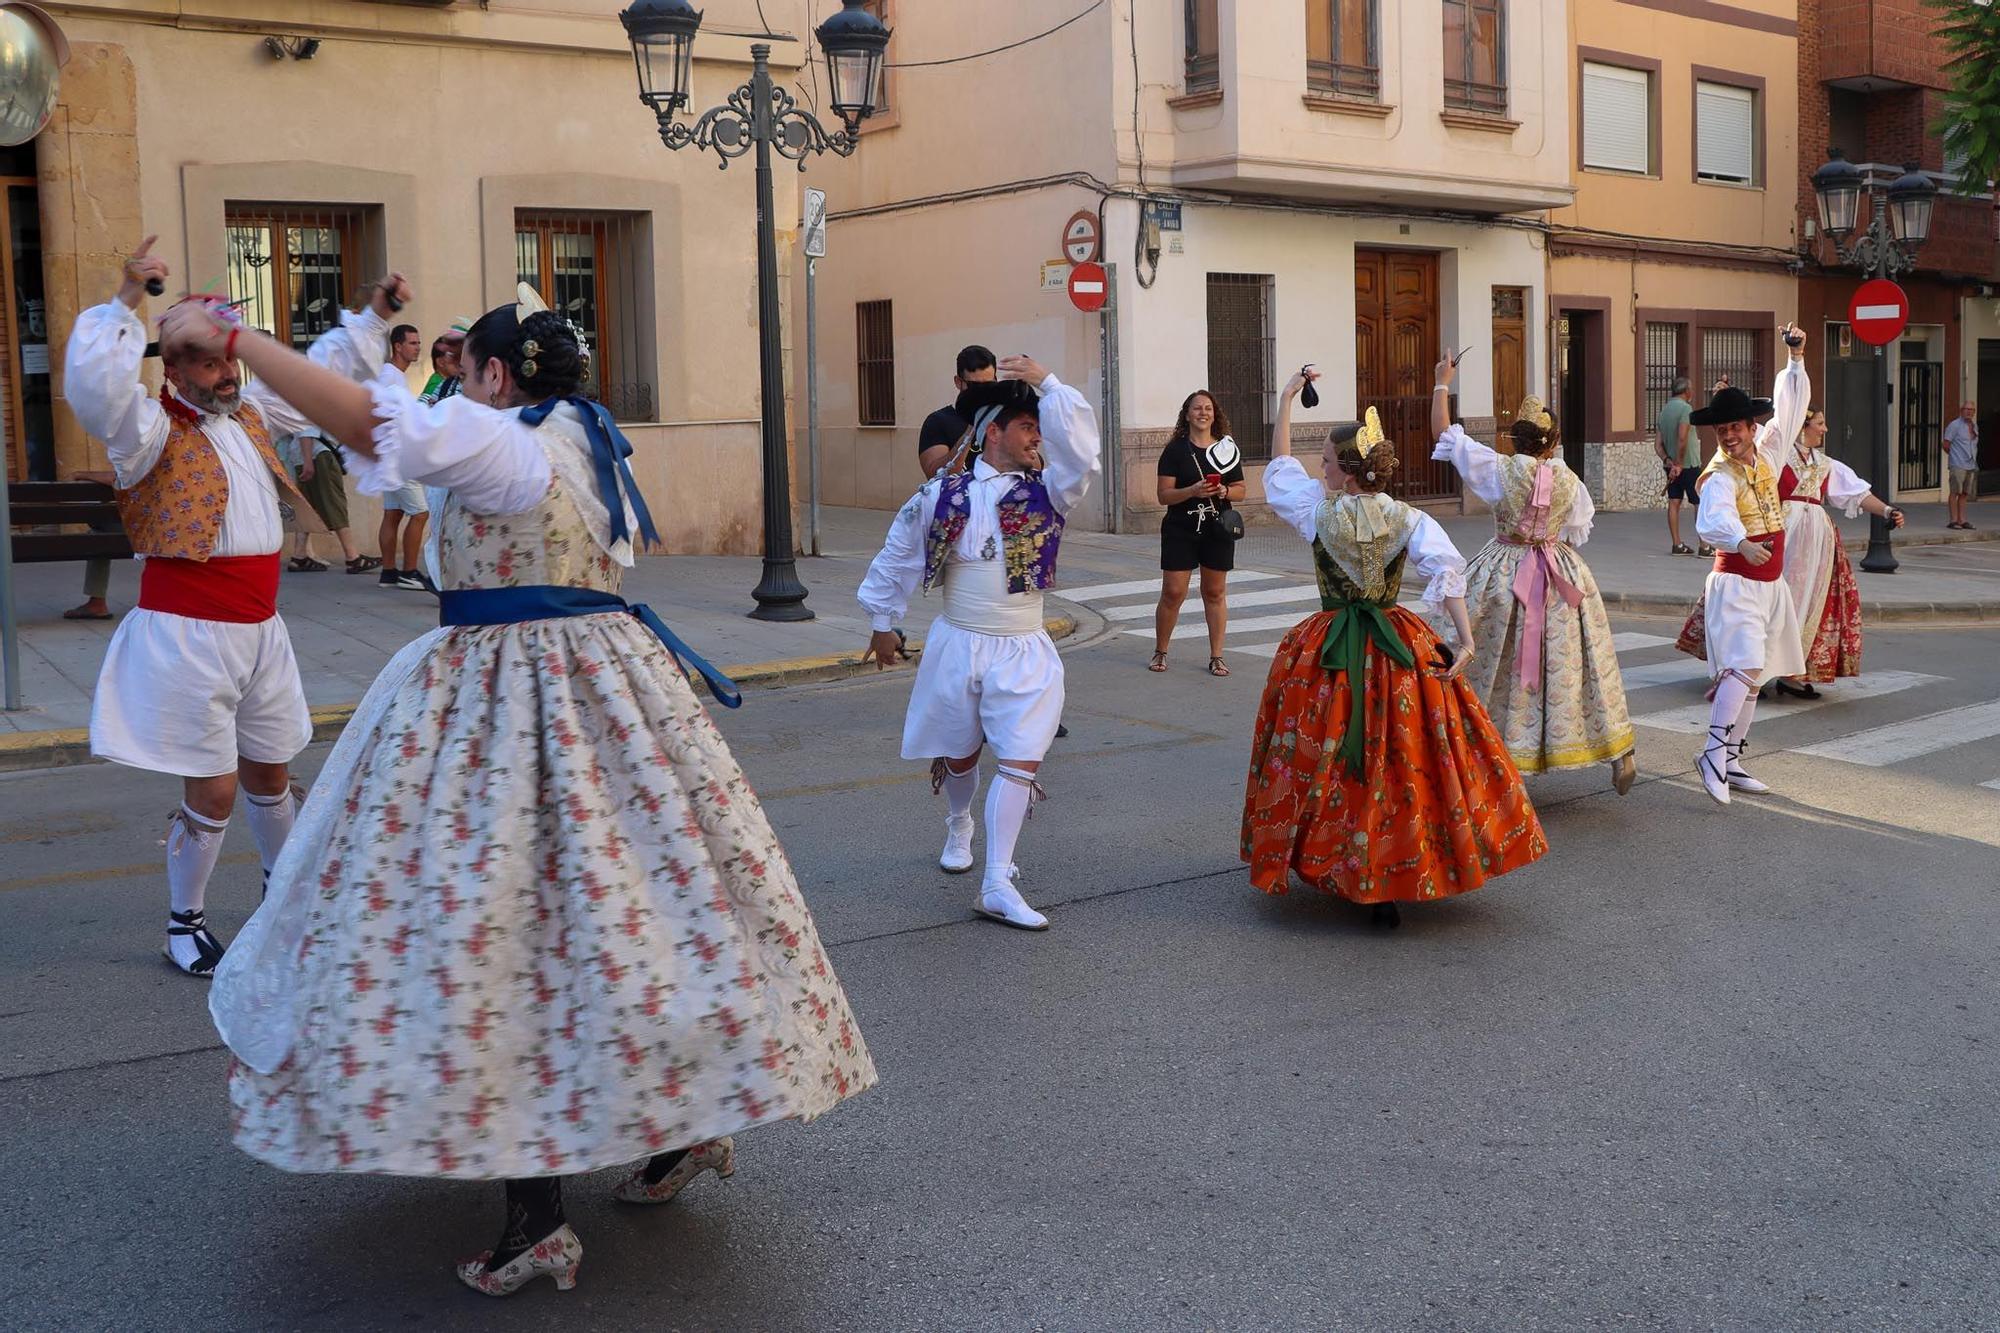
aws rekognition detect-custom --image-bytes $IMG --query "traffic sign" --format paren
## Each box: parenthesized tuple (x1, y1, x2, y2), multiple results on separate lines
(1067, 260, 1108, 313)
(1849, 278, 1908, 347)
(1062, 209, 1101, 265)
(802, 188, 827, 258)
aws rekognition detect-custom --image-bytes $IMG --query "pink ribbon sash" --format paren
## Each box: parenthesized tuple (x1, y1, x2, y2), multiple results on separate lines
(1501, 463, 1584, 691)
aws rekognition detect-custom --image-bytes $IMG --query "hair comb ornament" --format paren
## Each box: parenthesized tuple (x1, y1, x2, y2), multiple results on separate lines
(1355, 406, 1385, 458)
(1517, 395, 1554, 431)
(515, 282, 550, 323)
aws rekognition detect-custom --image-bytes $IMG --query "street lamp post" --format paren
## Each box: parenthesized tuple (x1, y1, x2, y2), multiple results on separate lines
(620, 0, 889, 621)
(1811, 149, 1937, 574)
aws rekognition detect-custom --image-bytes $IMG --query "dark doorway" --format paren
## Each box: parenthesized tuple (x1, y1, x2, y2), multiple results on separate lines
(1896, 349, 1941, 492)
(1555, 307, 1603, 473)
(1977, 339, 2000, 486)
(1823, 335, 1881, 485)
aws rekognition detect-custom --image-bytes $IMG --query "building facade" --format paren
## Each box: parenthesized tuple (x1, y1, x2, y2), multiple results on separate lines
(1796, 0, 1999, 501)
(11, 0, 805, 556)
(1548, 0, 1803, 511)
(804, 0, 1572, 531)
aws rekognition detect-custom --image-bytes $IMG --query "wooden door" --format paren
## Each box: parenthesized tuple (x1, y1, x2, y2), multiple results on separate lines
(1354, 249, 1454, 499)
(1491, 285, 1527, 445)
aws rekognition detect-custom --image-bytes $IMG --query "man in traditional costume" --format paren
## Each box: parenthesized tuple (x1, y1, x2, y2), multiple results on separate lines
(1688, 324, 1811, 805)
(62, 235, 394, 974)
(858, 355, 1100, 930)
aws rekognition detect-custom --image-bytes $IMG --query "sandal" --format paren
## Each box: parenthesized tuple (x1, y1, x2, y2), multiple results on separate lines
(1207, 656, 1230, 677)
(1670, 543, 1694, 556)
(1147, 650, 1168, 673)
(288, 556, 330, 573)
(346, 555, 383, 574)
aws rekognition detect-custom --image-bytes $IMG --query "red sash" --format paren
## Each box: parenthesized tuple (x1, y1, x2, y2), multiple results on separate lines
(1715, 529, 1785, 582)
(138, 554, 282, 623)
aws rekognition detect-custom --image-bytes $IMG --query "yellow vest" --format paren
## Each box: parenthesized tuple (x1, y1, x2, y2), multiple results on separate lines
(1698, 451, 1782, 537)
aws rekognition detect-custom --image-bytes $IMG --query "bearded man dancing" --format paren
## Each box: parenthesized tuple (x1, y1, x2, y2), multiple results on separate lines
(1690, 323, 1811, 806)
(62, 236, 396, 974)
(858, 355, 1099, 930)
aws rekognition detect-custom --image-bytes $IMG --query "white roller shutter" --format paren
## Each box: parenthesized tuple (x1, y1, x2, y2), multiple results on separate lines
(1696, 81, 1755, 184)
(1582, 63, 1651, 174)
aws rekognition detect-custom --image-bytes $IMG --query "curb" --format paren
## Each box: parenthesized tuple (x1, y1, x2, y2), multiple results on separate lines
(0, 614, 1079, 775)
(1838, 528, 1999, 553)
(1600, 591, 2000, 623)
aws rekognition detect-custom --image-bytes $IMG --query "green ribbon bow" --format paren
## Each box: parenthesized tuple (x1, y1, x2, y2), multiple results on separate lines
(1318, 596, 1416, 776)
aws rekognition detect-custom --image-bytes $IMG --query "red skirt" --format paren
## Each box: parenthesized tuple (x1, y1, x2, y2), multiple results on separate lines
(1239, 605, 1548, 904)
(1801, 543, 1863, 682)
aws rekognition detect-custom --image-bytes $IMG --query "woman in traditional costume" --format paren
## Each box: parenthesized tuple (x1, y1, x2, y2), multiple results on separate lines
(1675, 405, 1902, 695)
(1241, 367, 1547, 929)
(181, 279, 876, 1296)
(1429, 355, 1637, 793)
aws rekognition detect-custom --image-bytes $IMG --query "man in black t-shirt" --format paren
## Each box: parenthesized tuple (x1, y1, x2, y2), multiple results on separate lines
(916, 344, 997, 479)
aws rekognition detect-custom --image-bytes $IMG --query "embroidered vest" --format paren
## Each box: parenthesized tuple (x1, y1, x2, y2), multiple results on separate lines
(115, 392, 303, 560)
(921, 469, 1064, 595)
(1698, 451, 1783, 537)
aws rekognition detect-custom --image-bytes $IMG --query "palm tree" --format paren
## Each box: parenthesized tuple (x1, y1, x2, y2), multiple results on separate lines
(1933, 0, 2000, 193)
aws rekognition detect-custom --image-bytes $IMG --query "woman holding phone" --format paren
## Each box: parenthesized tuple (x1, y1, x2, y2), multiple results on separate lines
(1152, 389, 1247, 676)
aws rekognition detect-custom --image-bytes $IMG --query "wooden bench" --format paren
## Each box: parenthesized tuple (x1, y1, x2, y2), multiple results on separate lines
(7, 480, 132, 563)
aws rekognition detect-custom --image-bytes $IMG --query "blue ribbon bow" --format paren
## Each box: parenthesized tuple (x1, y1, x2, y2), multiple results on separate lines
(517, 396, 662, 550)
(439, 585, 742, 708)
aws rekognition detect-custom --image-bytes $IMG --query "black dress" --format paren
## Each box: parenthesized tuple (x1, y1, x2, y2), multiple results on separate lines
(1157, 435, 1245, 572)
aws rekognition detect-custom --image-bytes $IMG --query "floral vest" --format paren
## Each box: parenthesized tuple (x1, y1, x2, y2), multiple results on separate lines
(1699, 450, 1784, 537)
(921, 468, 1064, 595)
(115, 391, 303, 560)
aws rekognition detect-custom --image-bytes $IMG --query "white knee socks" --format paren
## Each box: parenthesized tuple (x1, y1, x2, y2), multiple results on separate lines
(244, 785, 298, 874)
(167, 804, 229, 915)
(1733, 689, 1759, 751)
(941, 762, 980, 820)
(983, 766, 1039, 884)
(1704, 673, 1752, 766)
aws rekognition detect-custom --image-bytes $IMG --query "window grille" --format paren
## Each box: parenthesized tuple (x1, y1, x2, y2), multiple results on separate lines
(1306, 0, 1379, 102)
(1443, 0, 1506, 114)
(515, 210, 655, 421)
(1643, 321, 1686, 432)
(1206, 273, 1275, 461)
(856, 299, 896, 426)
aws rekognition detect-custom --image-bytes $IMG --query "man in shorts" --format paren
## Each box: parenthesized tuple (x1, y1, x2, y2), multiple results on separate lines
(1657, 376, 1705, 554)
(1945, 400, 1979, 529)
(376, 322, 435, 589)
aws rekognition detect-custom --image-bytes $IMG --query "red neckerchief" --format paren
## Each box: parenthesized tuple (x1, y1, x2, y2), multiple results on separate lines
(159, 385, 202, 426)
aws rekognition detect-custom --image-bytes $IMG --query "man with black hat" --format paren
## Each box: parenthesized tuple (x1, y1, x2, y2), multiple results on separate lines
(1688, 323, 1810, 805)
(857, 354, 1100, 930)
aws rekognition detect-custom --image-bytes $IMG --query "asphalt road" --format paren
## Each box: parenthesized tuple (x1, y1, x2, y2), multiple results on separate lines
(2, 594, 1996, 1330)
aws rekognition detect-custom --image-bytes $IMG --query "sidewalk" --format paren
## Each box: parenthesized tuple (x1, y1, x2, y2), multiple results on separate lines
(3, 498, 1994, 765)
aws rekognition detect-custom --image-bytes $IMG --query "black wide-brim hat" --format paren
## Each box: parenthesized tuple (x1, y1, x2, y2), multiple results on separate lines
(954, 377, 1040, 420)
(1690, 384, 1773, 426)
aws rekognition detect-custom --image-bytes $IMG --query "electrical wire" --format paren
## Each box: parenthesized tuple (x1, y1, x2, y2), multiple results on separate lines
(886, 0, 1103, 69)
(1128, 0, 1157, 288)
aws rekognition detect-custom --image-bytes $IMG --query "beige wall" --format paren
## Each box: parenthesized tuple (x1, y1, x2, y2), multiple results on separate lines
(1161, 0, 1574, 212)
(39, 0, 807, 555)
(1555, 0, 1799, 249)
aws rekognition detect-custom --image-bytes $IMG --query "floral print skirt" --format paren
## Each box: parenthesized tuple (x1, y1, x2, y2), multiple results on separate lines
(1239, 605, 1548, 905)
(223, 613, 877, 1179)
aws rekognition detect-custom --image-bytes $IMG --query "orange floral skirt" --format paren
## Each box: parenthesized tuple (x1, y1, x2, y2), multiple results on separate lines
(1239, 606, 1548, 904)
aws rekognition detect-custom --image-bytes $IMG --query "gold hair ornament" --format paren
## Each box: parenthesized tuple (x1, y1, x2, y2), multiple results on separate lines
(1355, 406, 1385, 458)
(1517, 395, 1554, 432)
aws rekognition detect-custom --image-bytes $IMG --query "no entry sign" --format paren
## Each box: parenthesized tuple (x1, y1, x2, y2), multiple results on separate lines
(1067, 260, 1108, 313)
(1849, 278, 1909, 347)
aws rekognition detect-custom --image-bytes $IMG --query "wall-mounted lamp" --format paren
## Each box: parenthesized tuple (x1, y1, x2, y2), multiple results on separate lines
(264, 35, 320, 60)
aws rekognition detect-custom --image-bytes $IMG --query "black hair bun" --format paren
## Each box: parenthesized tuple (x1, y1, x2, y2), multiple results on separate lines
(512, 310, 586, 399)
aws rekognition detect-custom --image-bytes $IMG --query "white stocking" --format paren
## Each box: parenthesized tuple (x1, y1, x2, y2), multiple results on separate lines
(940, 761, 980, 820)
(167, 804, 228, 915)
(983, 765, 1040, 885)
(244, 784, 298, 873)
(1704, 672, 1752, 768)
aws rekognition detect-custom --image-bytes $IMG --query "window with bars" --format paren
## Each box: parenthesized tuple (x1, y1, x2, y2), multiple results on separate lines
(1699, 326, 1762, 399)
(1307, 0, 1379, 102)
(1185, 0, 1219, 92)
(515, 210, 655, 421)
(1443, 0, 1506, 114)
(1643, 321, 1686, 433)
(1695, 81, 1756, 184)
(1206, 273, 1275, 462)
(856, 300, 896, 426)
(225, 204, 383, 351)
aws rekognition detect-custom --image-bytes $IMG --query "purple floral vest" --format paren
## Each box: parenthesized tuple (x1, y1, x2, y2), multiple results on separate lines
(921, 468, 1065, 595)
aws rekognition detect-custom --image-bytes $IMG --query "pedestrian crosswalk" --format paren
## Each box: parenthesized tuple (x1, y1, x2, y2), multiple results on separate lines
(1059, 567, 2000, 795)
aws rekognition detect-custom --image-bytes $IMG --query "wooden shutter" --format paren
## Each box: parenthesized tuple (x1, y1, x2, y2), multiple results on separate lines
(1696, 82, 1754, 183)
(1582, 63, 1649, 174)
